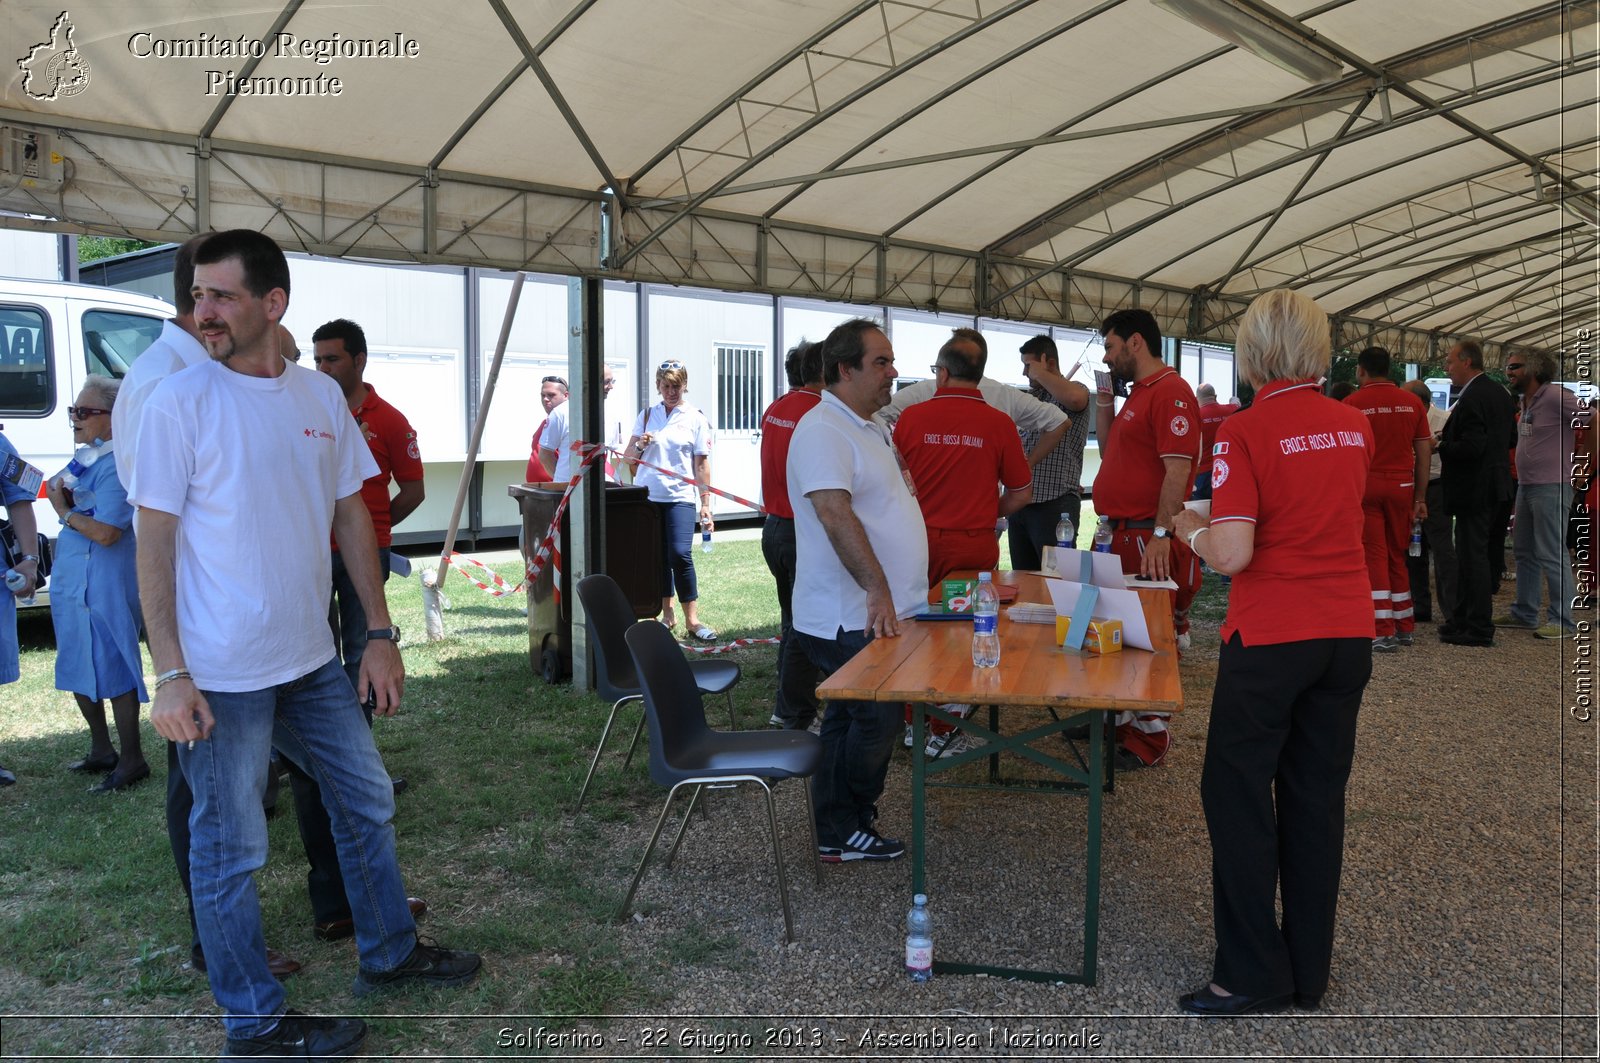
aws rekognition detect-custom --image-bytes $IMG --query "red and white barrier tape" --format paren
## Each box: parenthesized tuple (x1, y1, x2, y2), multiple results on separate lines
(445, 552, 524, 597)
(677, 635, 781, 654)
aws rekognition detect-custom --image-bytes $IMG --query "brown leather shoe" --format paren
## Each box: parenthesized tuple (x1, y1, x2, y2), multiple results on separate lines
(313, 897, 428, 942)
(191, 945, 303, 979)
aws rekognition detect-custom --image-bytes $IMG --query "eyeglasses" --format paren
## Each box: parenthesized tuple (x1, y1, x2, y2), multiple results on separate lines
(658, 360, 684, 371)
(67, 406, 110, 420)
(929, 364, 944, 375)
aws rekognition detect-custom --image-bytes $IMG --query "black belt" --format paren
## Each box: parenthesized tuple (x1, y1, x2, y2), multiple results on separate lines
(1110, 518, 1156, 530)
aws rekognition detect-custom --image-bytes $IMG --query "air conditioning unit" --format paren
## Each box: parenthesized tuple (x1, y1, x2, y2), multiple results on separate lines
(0, 127, 66, 193)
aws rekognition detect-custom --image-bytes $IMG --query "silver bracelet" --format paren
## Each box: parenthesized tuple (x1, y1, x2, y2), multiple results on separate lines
(155, 668, 193, 690)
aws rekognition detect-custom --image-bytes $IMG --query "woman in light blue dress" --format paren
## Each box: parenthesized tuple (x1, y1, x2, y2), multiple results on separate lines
(46, 376, 148, 793)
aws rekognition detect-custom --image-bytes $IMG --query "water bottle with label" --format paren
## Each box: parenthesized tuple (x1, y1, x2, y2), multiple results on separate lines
(1408, 519, 1422, 557)
(700, 519, 713, 553)
(1093, 516, 1114, 553)
(971, 572, 1001, 668)
(905, 894, 933, 982)
(1054, 513, 1075, 550)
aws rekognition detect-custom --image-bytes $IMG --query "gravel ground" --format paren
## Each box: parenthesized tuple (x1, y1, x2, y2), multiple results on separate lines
(583, 583, 1598, 1060)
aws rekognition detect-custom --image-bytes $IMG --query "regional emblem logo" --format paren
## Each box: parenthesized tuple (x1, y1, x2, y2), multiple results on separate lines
(17, 12, 92, 101)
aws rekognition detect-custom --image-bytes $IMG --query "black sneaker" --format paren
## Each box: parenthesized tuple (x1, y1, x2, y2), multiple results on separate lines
(223, 1009, 367, 1058)
(818, 829, 905, 862)
(351, 938, 482, 997)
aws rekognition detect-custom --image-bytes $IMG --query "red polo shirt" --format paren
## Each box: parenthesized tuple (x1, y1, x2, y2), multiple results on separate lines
(1198, 401, 1239, 473)
(1343, 380, 1429, 478)
(893, 386, 1032, 531)
(345, 385, 423, 549)
(1092, 367, 1202, 519)
(759, 387, 822, 519)
(1211, 379, 1375, 646)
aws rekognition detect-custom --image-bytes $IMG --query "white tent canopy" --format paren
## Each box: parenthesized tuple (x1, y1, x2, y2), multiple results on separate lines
(2, 0, 1594, 362)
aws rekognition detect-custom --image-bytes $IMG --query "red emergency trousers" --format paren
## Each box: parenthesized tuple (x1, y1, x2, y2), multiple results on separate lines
(1362, 472, 1415, 637)
(1105, 526, 1202, 766)
(926, 527, 1000, 586)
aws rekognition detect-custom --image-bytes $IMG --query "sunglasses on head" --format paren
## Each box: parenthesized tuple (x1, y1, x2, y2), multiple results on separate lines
(658, 360, 684, 371)
(67, 406, 110, 420)
(541, 375, 567, 387)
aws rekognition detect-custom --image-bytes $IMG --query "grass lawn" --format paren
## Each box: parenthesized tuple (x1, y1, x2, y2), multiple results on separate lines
(0, 518, 1229, 1057)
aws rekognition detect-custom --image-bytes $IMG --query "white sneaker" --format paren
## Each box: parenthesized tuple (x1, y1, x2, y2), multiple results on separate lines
(938, 702, 975, 719)
(1175, 631, 1191, 652)
(925, 731, 983, 759)
(903, 724, 915, 748)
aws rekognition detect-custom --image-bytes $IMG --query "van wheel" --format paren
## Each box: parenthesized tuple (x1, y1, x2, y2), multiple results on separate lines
(541, 647, 561, 685)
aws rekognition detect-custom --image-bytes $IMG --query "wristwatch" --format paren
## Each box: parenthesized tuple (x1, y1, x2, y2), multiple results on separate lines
(1151, 526, 1170, 540)
(366, 625, 401, 642)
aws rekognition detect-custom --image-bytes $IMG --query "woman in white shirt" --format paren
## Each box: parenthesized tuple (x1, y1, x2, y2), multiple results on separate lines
(622, 360, 718, 641)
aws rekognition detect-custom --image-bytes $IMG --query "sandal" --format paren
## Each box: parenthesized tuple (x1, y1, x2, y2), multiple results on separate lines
(692, 624, 719, 643)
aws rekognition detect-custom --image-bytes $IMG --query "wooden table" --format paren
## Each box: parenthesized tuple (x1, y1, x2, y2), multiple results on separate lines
(816, 571, 1183, 984)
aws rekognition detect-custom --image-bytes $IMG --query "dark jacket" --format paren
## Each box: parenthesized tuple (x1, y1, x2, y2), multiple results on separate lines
(1437, 373, 1517, 516)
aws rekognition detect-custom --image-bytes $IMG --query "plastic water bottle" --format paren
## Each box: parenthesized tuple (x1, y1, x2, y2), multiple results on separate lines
(57, 442, 104, 490)
(6, 569, 34, 606)
(57, 442, 105, 514)
(905, 894, 933, 982)
(700, 519, 713, 553)
(971, 572, 1001, 668)
(1408, 520, 1422, 557)
(1054, 513, 1075, 550)
(1093, 516, 1114, 553)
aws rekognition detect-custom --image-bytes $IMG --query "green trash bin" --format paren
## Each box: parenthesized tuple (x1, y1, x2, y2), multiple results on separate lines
(508, 481, 663, 683)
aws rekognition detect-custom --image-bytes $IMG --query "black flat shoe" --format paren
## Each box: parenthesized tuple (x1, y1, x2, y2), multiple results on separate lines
(1178, 985, 1293, 1016)
(1293, 993, 1321, 1010)
(90, 763, 150, 794)
(69, 751, 119, 774)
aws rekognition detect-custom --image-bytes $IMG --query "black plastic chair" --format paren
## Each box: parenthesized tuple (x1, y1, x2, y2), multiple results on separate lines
(617, 619, 822, 943)
(574, 573, 741, 811)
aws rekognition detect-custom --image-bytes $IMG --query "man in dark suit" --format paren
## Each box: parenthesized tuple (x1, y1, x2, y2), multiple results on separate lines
(1436, 340, 1517, 646)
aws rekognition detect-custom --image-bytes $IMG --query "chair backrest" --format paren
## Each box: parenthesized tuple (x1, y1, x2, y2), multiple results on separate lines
(624, 619, 713, 786)
(576, 573, 639, 703)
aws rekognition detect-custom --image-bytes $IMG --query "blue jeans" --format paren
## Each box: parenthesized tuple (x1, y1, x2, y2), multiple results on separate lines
(179, 658, 416, 1039)
(761, 515, 819, 728)
(656, 500, 699, 603)
(329, 547, 390, 695)
(797, 628, 901, 844)
(1511, 482, 1574, 629)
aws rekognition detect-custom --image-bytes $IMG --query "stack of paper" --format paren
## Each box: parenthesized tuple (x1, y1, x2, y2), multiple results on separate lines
(1006, 602, 1057, 624)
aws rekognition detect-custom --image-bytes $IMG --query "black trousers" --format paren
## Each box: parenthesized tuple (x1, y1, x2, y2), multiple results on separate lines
(1451, 505, 1495, 641)
(1202, 634, 1370, 1001)
(1007, 491, 1083, 571)
(761, 514, 820, 728)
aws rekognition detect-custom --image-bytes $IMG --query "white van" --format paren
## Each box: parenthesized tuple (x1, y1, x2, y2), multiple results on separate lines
(0, 277, 174, 601)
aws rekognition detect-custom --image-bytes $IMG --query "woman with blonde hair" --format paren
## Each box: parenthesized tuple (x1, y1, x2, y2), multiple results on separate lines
(622, 360, 719, 641)
(1172, 289, 1375, 1014)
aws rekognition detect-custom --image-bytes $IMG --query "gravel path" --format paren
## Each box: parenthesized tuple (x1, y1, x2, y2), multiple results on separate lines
(588, 587, 1597, 1059)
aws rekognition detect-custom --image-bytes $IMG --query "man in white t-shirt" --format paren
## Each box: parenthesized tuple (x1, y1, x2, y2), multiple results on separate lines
(788, 318, 928, 863)
(129, 230, 479, 1060)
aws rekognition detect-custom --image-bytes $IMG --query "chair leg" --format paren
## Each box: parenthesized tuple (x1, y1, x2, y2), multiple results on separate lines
(760, 779, 795, 943)
(617, 781, 692, 923)
(726, 691, 738, 730)
(802, 777, 823, 888)
(575, 695, 640, 813)
(663, 784, 704, 868)
(622, 712, 647, 770)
